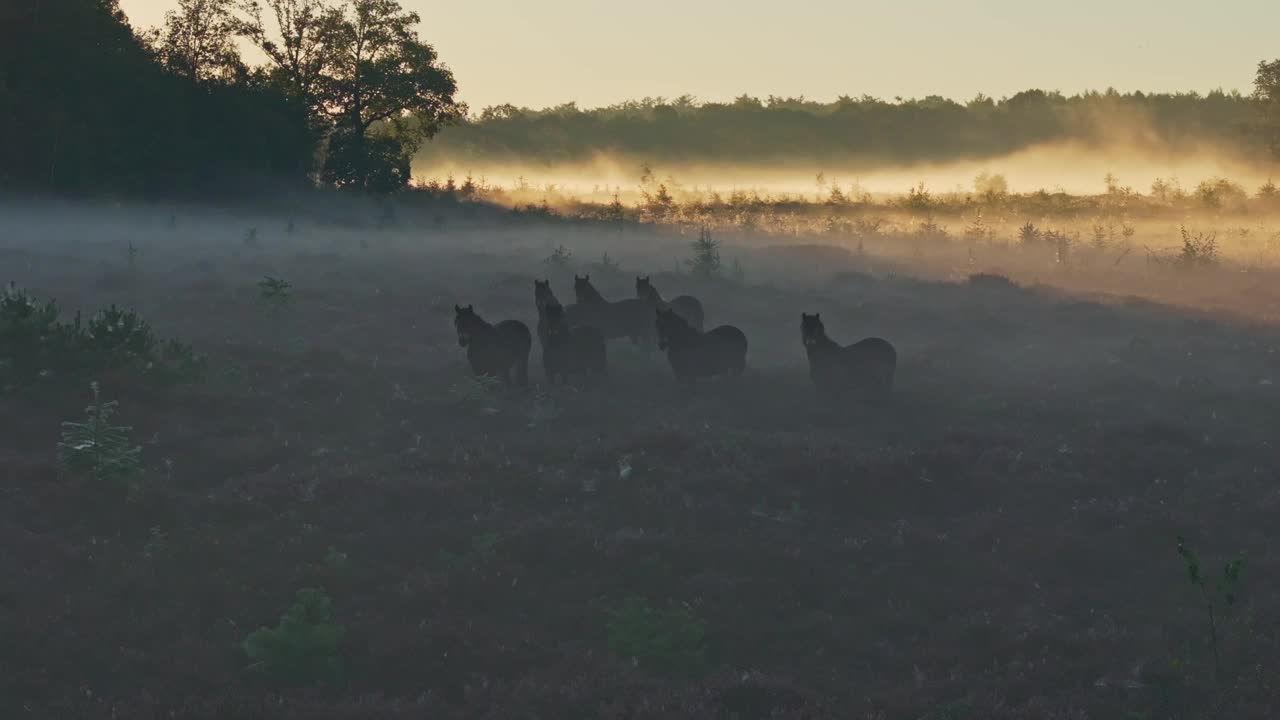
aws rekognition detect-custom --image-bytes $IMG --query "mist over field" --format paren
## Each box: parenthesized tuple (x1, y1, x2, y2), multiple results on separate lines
(412, 90, 1270, 196)
(415, 138, 1273, 198)
(5, 0, 1280, 717)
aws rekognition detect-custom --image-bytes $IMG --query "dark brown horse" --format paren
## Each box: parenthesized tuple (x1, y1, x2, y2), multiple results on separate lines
(635, 276, 704, 331)
(573, 275, 655, 345)
(800, 312, 895, 402)
(655, 307, 747, 385)
(542, 304, 607, 383)
(454, 304, 532, 387)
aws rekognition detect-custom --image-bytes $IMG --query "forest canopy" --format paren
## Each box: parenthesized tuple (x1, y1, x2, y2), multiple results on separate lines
(0, 0, 460, 198)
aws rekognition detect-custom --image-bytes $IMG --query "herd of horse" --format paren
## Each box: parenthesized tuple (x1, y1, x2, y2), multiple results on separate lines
(452, 275, 898, 400)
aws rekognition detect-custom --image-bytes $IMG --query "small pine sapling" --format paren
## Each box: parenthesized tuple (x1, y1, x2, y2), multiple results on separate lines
(57, 382, 142, 495)
(687, 227, 722, 279)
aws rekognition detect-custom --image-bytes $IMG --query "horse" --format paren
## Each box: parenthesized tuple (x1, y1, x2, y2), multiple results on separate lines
(800, 312, 896, 402)
(573, 274, 655, 345)
(453, 304, 532, 388)
(541, 303, 607, 383)
(654, 307, 747, 385)
(534, 279, 594, 346)
(635, 276, 705, 331)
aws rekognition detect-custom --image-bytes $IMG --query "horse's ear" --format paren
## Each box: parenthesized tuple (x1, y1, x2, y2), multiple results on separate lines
(814, 313, 820, 320)
(584, 274, 590, 281)
(467, 304, 474, 311)
(455, 304, 462, 313)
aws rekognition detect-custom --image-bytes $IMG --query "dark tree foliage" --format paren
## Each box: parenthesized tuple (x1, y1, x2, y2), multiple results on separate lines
(237, 0, 462, 192)
(0, 0, 313, 197)
(320, 124, 410, 192)
(1252, 59, 1280, 158)
(417, 90, 1256, 168)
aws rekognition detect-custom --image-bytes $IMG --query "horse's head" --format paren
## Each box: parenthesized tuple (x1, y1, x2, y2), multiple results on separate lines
(800, 312, 825, 347)
(544, 303, 567, 338)
(635, 275, 656, 301)
(655, 307, 688, 350)
(454, 304, 480, 347)
(573, 274, 595, 302)
(534, 279, 555, 309)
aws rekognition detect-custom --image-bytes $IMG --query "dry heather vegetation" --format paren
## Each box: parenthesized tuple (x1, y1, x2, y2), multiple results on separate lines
(2, 187, 1278, 719)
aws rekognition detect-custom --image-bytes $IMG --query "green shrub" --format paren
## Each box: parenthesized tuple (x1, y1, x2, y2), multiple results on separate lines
(147, 338, 208, 384)
(605, 595, 707, 675)
(86, 305, 158, 365)
(1, 283, 77, 383)
(1, 285, 203, 389)
(243, 588, 345, 687)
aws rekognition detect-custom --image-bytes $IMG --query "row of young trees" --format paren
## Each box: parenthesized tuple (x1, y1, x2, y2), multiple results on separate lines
(418, 83, 1280, 169)
(0, 0, 461, 197)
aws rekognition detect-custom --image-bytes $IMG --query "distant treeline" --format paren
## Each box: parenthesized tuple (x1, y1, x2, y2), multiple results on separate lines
(1, 0, 314, 198)
(417, 91, 1261, 168)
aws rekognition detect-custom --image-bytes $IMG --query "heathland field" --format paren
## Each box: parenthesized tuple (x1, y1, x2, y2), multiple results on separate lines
(2, 191, 1278, 718)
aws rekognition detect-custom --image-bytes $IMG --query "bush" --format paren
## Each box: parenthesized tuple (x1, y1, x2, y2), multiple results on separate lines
(606, 595, 708, 675)
(1178, 226, 1219, 268)
(1, 285, 203, 389)
(0, 283, 82, 383)
(86, 305, 158, 366)
(243, 588, 345, 687)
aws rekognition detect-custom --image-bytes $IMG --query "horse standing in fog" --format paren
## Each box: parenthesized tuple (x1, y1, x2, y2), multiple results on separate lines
(573, 275, 655, 345)
(655, 307, 747, 386)
(454, 304, 532, 388)
(800, 312, 895, 402)
(636, 276, 705, 331)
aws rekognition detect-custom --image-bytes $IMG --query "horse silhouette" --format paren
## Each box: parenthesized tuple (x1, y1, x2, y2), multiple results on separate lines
(573, 274, 654, 345)
(534, 279, 595, 346)
(655, 307, 747, 385)
(800, 312, 895, 402)
(542, 303, 607, 383)
(454, 304, 532, 388)
(636, 276, 704, 331)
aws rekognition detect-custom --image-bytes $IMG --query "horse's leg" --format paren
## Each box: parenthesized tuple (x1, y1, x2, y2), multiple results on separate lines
(516, 354, 530, 389)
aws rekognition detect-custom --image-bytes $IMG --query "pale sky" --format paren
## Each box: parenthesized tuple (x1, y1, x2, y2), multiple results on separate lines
(120, 0, 1279, 110)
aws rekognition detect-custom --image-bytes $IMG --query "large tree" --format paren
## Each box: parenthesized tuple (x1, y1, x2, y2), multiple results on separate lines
(1253, 59, 1280, 158)
(0, 0, 313, 196)
(149, 0, 244, 82)
(234, 0, 333, 110)
(236, 0, 462, 191)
